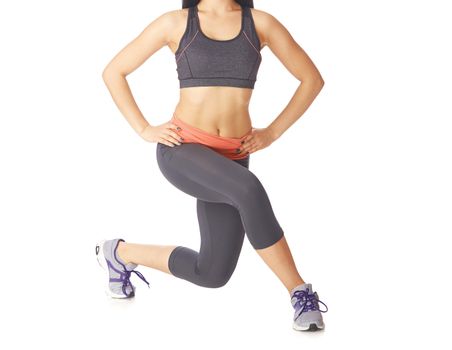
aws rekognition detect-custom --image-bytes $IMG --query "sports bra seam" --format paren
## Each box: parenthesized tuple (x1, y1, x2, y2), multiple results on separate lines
(179, 85, 255, 89)
(184, 51, 194, 78)
(179, 77, 256, 81)
(242, 30, 261, 57)
(175, 29, 199, 63)
(247, 55, 260, 80)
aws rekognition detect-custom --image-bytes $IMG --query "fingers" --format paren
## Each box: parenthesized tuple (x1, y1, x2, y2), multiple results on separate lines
(158, 137, 177, 147)
(242, 134, 253, 143)
(159, 122, 184, 147)
(239, 137, 257, 154)
(168, 123, 184, 140)
(167, 122, 181, 131)
(164, 129, 184, 145)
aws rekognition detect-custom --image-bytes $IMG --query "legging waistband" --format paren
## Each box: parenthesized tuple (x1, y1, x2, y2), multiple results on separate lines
(171, 113, 252, 160)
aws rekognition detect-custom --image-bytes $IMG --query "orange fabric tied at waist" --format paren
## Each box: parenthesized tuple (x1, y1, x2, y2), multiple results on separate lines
(171, 114, 252, 160)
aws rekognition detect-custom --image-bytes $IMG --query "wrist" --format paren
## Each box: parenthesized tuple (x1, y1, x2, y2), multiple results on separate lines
(267, 125, 281, 141)
(138, 124, 152, 137)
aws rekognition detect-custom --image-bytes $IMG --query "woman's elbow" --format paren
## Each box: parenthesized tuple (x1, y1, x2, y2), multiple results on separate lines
(302, 75, 325, 90)
(102, 66, 112, 83)
(102, 66, 116, 83)
(312, 73, 325, 88)
(102, 65, 126, 83)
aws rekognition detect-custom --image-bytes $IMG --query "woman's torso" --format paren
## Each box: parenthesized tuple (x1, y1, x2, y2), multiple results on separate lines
(173, 88, 253, 137)
(168, 4, 263, 138)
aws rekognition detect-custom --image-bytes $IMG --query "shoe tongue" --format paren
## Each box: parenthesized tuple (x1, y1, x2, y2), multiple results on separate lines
(290, 283, 312, 296)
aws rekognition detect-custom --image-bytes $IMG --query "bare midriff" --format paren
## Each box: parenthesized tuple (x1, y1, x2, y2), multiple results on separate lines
(171, 86, 254, 160)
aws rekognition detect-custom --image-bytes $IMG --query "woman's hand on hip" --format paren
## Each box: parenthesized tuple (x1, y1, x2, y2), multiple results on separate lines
(140, 122, 184, 147)
(238, 127, 276, 155)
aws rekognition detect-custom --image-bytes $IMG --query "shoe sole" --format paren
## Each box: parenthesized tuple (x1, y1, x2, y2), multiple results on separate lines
(293, 322, 324, 331)
(95, 239, 134, 299)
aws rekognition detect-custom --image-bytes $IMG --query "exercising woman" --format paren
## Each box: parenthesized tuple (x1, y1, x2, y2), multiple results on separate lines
(96, 0, 328, 331)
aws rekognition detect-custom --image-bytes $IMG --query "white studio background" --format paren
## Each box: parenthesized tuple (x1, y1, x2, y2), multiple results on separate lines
(1, 0, 451, 349)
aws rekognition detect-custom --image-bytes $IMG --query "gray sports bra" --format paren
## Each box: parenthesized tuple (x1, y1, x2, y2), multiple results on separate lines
(175, 4, 262, 89)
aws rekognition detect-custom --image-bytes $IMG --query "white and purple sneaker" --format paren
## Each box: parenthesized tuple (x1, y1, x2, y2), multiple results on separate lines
(290, 283, 328, 331)
(95, 238, 150, 298)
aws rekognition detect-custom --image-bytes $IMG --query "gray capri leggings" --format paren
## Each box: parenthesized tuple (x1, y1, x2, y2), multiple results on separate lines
(156, 142, 284, 288)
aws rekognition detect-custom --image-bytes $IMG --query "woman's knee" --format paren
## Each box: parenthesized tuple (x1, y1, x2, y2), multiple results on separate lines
(230, 173, 285, 250)
(169, 246, 237, 288)
(201, 270, 233, 288)
(198, 258, 238, 288)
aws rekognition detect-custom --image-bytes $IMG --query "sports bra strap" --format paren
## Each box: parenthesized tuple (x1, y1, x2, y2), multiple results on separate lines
(188, 5, 195, 19)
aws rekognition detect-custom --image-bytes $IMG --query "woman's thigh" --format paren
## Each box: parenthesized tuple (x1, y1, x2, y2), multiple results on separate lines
(156, 142, 252, 206)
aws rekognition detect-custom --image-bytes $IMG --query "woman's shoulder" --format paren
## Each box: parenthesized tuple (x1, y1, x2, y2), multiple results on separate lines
(249, 7, 279, 27)
(143, 8, 189, 30)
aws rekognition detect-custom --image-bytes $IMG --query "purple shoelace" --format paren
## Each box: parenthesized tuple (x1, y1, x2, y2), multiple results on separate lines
(292, 289, 328, 321)
(107, 260, 150, 297)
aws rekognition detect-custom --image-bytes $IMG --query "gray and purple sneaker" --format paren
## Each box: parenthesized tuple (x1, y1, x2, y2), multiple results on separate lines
(290, 283, 328, 331)
(95, 238, 150, 298)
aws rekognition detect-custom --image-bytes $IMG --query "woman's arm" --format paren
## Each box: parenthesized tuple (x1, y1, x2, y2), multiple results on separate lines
(254, 9, 325, 141)
(102, 10, 177, 137)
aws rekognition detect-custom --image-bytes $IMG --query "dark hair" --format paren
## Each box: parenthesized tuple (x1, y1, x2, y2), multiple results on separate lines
(181, 0, 254, 9)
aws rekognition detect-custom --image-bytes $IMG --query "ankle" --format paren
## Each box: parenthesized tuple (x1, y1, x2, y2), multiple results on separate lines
(288, 280, 306, 295)
(116, 241, 130, 265)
